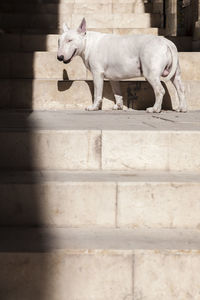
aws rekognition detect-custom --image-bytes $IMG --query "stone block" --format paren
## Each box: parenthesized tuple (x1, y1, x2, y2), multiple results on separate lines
(102, 131, 200, 171)
(0, 182, 116, 227)
(1, 78, 200, 111)
(117, 182, 200, 229)
(134, 250, 200, 300)
(0, 130, 101, 170)
(0, 251, 133, 300)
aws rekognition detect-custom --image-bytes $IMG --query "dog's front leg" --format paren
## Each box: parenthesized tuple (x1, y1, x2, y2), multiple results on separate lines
(86, 72, 104, 111)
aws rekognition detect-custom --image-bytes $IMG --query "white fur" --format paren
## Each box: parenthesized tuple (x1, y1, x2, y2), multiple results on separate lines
(57, 18, 187, 113)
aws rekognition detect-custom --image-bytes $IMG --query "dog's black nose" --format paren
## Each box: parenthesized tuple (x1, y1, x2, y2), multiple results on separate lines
(57, 55, 64, 61)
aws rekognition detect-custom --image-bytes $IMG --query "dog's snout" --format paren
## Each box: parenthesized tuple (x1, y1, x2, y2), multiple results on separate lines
(57, 55, 64, 61)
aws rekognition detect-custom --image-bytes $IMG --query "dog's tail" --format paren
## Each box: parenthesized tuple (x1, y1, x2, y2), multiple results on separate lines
(161, 38, 178, 82)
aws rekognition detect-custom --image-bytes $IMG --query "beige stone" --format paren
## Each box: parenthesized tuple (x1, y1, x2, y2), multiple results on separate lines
(1, 30, 158, 52)
(102, 131, 170, 171)
(34, 53, 86, 80)
(179, 53, 200, 80)
(5, 52, 199, 80)
(113, 3, 147, 14)
(1, 78, 200, 111)
(0, 131, 101, 170)
(112, 28, 158, 35)
(74, 0, 113, 4)
(71, 13, 160, 29)
(73, 3, 112, 14)
(169, 132, 200, 171)
(2, 79, 173, 111)
(134, 250, 200, 300)
(112, 0, 143, 3)
(117, 182, 200, 229)
(102, 131, 200, 171)
(0, 182, 116, 227)
(71, 14, 113, 28)
(75, 0, 112, 2)
(0, 251, 133, 300)
(31, 80, 94, 110)
(1, 174, 200, 229)
(57, 3, 74, 14)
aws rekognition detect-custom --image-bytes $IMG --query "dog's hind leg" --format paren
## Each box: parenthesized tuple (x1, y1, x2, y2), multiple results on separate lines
(145, 76, 165, 113)
(86, 72, 104, 111)
(110, 81, 123, 110)
(171, 64, 187, 112)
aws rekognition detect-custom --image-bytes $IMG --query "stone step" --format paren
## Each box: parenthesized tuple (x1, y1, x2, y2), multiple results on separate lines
(0, 0, 152, 4)
(0, 13, 161, 32)
(0, 34, 193, 52)
(1, 79, 199, 111)
(2, 28, 162, 35)
(0, 170, 200, 228)
(0, 227, 200, 300)
(0, 2, 152, 14)
(0, 30, 159, 52)
(0, 111, 199, 171)
(1, 52, 199, 81)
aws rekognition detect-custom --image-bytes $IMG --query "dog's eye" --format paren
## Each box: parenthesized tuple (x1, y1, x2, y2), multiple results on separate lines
(68, 40, 72, 43)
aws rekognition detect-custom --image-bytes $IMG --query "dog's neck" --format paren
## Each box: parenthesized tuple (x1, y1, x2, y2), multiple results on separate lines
(78, 31, 106, 69)
(77, 33, 87, 61)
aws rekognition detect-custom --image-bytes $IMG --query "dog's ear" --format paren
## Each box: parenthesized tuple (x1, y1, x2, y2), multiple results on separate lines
(63, 22, 69, 32)
(77, 18, 86, 35)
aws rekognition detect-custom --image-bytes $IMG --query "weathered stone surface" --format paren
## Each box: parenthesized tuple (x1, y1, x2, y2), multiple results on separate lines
(102, 131, 200, 171)
(0, 171, 200, 228)
(0, 228, 200, 299)
(117, 182, 200, 229)
(1, 79, 199, 111)
(134, 250, 200, 300)
(0, 251, 133, 300)
(179, 52, 200, 80)
(2, 52, 200, 80)
(0, 130, 101, 170)
(0, 182, 116, 226)
(1, 227, 200, 252)
(0, 79, 171, 110)
(0, 111, 199, 171)
(71, 13, 161, 29)
(0, 13, 161, 31)
(0, 30, 159, 52)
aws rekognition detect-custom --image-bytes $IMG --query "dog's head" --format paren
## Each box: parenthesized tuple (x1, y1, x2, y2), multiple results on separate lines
(57, 18, 86, 64)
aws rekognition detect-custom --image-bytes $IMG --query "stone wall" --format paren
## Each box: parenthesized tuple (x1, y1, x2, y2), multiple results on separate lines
(164, 0, 200, 39)
(193, 0, 200, 49)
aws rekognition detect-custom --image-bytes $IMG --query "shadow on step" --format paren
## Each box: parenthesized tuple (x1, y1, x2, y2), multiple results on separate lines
(0, 0, 60, 299)
(58, 80, 172, 110)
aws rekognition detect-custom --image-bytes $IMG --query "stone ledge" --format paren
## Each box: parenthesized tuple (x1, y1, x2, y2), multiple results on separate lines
(0, 79, 199, 111)
(1, 52, 199, 80)
(0, 227, 200, 251)
(0, 170, 200, 228)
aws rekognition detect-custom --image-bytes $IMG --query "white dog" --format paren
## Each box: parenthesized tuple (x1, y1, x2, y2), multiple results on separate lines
(57, 18, 187, 113)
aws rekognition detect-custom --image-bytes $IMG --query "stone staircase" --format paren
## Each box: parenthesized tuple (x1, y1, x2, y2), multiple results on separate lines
(0, 1, 200, 299)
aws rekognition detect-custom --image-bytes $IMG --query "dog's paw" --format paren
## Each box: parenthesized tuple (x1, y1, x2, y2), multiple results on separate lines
(146, 106, 161, 113)
(85, 105, 100, 111)
(112, 104, 123, 110)
(175, 106, 188, 113)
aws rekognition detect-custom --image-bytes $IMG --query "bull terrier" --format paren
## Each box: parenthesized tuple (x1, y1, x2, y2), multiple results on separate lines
(57, 18, 187, 113)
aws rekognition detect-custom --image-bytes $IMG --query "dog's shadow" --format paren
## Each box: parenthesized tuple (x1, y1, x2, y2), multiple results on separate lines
(57, 70, 173, 110)
(57, 70, 73, 91)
